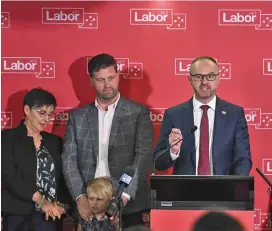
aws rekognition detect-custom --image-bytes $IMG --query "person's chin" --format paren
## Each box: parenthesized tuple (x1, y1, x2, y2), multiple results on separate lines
(103, 93, 115, 100)
(38, 123, 47, 131)
(198, 89, 212, 97)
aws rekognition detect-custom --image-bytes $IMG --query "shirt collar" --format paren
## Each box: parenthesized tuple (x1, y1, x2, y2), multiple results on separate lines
(95, 92, 120, 111)
(193, 94, 216, 111)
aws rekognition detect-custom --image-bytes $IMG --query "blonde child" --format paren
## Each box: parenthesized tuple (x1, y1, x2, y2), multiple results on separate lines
(78, 177, 118, 231)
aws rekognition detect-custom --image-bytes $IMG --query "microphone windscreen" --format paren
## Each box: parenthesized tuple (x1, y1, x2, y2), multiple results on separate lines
(191, 126, 198, 133)
(123, 165, 136, 177)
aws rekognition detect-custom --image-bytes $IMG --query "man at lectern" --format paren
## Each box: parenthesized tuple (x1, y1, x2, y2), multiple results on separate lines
(154, 56, 252, 176)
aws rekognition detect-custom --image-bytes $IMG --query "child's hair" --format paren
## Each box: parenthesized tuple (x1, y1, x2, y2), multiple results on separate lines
(87, 177, 113, 200)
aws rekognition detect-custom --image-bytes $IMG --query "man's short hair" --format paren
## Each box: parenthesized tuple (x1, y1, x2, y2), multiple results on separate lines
(87, 177, 113, 200)
(192, 56, 217, 65)
(190, 56, 218, 74)
(88, 53, 118, 77)
(191, 211, 245, 231)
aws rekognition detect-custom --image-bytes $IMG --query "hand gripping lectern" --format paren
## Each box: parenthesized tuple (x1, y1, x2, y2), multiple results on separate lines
(150, 175, 254, 231)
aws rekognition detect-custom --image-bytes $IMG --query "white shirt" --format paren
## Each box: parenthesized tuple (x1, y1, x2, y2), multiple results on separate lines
(77, 93, 130, 201)
(170, 95, 216, 175)
(94, 95, 120, 178)
(94, 93, 130, 200)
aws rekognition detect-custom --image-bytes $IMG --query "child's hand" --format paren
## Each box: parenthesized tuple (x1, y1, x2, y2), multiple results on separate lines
(111, 217, 119, 226)
(109, 211, 119, 221)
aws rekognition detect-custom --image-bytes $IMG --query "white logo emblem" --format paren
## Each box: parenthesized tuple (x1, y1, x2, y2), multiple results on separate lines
(49, 107, 72, 125)
(175, 58, 231, 79)
(1, 12, 10, 28)
(1, 57, 55, 78)
(150, 108, 166, 125)
(218, 9, 272, 30)
(244, 109, 272, 130)
(254, 208, 271, 229)
(86, 57, 144, 79)
(130, 8, 186, 30)
(1, 111, 12, 129)
(263, 59, 272, 75)
(262, 159, 272, 176)
(42, 8, 98, 29)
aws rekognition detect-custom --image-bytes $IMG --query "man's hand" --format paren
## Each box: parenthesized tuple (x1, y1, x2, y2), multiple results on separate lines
(121, 195, 129, 207)
(169, 128, 183, 154)
(76, 195, 92, 221)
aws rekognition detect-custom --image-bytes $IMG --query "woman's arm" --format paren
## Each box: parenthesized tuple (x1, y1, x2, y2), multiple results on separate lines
(2, 130, 38, 201)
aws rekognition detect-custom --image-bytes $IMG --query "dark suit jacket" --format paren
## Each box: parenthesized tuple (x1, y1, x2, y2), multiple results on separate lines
(62, 97, 154, 214)
(1, 120, 71, 215)
(154, 97, 252, 176)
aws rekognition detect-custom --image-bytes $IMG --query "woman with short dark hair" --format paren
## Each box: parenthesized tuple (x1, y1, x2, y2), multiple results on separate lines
(2, 88, 70, 231)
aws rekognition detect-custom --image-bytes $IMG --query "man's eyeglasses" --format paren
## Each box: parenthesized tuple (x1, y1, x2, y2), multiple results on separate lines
(35, 108, 56, 120)
(190, 73, 219, 82)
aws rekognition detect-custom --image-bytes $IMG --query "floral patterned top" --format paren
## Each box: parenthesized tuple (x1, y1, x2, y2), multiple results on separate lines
(35, 144, 56, 211)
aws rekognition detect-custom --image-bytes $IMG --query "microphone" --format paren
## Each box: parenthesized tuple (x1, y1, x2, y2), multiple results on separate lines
(152, 125, 198, 175)
(105, 166, 136, 218)
(256, 168, 272, 188)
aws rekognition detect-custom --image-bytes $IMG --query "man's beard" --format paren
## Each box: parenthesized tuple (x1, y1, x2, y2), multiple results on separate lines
(197, 84, 214, 97)
(97, 88, 118, 100)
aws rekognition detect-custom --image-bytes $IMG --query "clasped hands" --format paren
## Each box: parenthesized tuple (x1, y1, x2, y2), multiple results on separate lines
(33, 191, 66, 221)
(41, 200, 66, 221)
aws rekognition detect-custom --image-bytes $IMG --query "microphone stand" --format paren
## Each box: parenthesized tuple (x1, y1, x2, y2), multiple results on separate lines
(118, 200, 123, 231)
(256, 168, 272, 199)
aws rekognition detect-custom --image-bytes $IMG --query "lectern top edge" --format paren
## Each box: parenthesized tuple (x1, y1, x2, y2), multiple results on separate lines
(150, 175, 254, 181)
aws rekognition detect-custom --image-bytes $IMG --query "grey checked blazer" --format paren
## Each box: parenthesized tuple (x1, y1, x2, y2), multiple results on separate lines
(62, 97, 154, 213)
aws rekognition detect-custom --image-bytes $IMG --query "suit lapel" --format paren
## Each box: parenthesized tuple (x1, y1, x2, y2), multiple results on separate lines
(108, 98, 128, 155)
(87, 103, 99, 160)
(212, 97, 229, 168)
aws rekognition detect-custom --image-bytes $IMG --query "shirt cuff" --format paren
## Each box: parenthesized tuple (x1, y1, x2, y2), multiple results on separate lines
(122, 192, 131, 201)
(170, 149, 180, 160)
(76, 194, 87, 201)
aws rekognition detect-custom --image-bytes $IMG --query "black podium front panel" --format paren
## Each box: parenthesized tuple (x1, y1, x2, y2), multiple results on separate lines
(150, 175, 254, 210)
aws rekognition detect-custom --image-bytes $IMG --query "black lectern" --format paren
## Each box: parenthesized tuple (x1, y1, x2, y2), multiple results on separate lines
(150, 175, 255, 231)
(150, 175, 254, 210)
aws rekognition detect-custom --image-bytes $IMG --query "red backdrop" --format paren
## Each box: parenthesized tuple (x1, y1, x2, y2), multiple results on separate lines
(1, 1, 272, 230)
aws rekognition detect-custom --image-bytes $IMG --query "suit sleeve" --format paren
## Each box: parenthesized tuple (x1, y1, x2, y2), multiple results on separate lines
(154, 109, 176, 171)
(62, 112, 86, 200)
(231, 108, 253, 176)
(1, 130, 36, 201)
(56, 136, 73, 205)
(123, 106, 154, 200)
